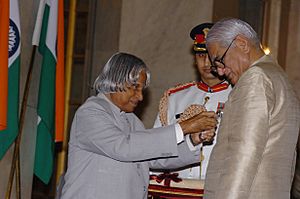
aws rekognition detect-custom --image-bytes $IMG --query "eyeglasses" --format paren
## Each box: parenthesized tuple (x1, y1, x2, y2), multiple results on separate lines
(210, 38, 236, 72)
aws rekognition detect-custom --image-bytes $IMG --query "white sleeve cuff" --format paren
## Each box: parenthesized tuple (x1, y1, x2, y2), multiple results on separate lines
(185, 135, 202, 151)
(174, 123, 184, 144)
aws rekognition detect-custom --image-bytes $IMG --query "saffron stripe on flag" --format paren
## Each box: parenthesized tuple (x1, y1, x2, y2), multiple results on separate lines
(55, 0, 65, 142)
(0, 0, 9, 131)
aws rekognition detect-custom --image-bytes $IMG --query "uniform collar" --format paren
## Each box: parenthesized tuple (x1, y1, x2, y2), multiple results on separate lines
(197, 80, 230, 93)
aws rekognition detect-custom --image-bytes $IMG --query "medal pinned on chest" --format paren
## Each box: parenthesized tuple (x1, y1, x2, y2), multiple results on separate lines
(216, 102, 225, 119)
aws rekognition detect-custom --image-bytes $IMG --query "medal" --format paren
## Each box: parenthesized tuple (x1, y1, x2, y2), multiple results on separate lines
(216, 102, 225, 119)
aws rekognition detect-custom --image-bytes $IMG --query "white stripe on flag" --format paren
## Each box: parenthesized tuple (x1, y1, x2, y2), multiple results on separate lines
(9, 0, 20, 66)
(45, 0, 57, 60)
(32, 0, 46, 46)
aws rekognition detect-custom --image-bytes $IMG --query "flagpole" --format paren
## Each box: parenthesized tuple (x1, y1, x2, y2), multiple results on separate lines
(56, 0, 77, 185)
(5, 46, 37, 199)
(15, 149, 20, 199)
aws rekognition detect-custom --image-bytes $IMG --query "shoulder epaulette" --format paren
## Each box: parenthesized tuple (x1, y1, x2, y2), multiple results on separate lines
(158, 82, 196, 126)
(167, 81, 196, 96)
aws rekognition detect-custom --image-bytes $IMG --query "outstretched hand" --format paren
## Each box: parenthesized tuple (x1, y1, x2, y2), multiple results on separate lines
(179, 111, 217, 135)
(190, 129, 216, 146)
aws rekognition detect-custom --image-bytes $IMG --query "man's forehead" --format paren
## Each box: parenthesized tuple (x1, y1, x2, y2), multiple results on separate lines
(207, 43, 220, 58)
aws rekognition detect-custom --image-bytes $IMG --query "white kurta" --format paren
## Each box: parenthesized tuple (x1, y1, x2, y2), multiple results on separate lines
(204, 55, 300, 199)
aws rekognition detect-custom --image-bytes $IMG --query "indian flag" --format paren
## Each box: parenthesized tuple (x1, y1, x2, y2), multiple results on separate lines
(33, 0, 65, 184)
(0, 0, 21, 160)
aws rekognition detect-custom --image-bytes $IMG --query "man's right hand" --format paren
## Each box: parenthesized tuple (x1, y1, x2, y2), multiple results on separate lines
(179, 111, 218, 135)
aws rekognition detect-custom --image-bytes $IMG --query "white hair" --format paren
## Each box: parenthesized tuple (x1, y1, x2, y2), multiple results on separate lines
(206, 18, 261, 48)
(93, 52, 150, 94)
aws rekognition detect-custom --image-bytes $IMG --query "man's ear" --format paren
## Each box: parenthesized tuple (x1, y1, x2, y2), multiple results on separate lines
(235, 35, 250, 53)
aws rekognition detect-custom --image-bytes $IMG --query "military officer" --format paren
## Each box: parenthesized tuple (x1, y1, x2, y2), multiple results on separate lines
(152, 23, 232, 180)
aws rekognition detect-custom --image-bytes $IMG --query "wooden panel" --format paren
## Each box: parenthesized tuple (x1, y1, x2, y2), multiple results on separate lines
(212, 0, 239, 22)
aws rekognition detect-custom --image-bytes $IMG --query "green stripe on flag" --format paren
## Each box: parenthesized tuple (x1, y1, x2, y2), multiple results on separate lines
(0, 57, 20, 159)
(34, 4, 56, 184)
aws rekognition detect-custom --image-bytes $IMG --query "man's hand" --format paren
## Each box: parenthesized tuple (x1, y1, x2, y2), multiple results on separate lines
(190, 129, 216, 146)
(179, 111, 217, 135)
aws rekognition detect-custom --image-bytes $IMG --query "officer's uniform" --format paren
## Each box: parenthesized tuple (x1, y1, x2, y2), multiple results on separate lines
(154, 81, 231, 179)
(152, 23, 232, 180)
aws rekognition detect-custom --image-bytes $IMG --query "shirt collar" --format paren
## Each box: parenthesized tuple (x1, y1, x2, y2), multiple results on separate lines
(97, 92, 123, 114)
(197, 80, 230, 93)
(250, 54, 272, 67)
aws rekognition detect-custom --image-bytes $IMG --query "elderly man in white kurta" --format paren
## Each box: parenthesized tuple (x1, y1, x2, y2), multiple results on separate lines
(204, 18, 300, 199)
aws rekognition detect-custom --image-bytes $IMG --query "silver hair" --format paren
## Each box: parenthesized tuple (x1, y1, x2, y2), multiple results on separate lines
(206, 18, 261, 48)
(93, 52, 150, 94)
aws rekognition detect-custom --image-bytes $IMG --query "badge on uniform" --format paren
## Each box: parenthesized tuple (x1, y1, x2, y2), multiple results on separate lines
(216, 102, 225, 119)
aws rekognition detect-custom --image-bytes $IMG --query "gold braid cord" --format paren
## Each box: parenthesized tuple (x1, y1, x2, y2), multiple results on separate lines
(158, 82, 207, 126)
(177, 104, 206, 123)
(158, 90, 169, 126)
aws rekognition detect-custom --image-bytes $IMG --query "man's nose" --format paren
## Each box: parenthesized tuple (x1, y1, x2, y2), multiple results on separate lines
(205, 55, 211, 66)
(136, 90, 143, 101)
(217, 67, 225, 76)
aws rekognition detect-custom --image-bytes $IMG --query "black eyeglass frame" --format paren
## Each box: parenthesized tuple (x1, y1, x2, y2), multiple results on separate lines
(210, 38, 236, 72)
